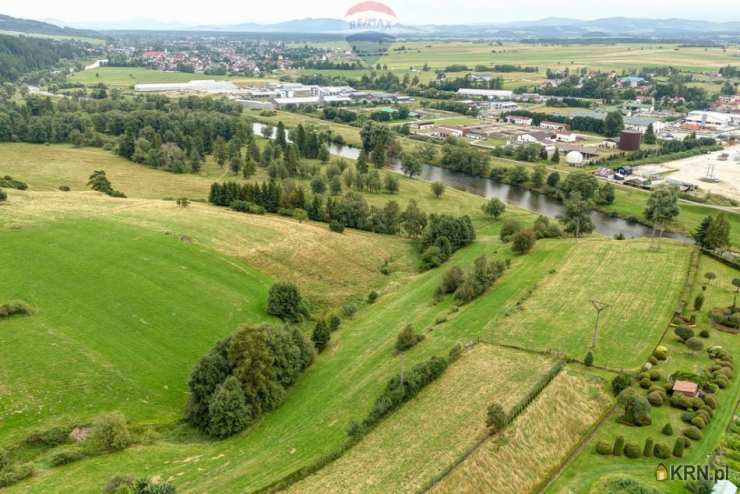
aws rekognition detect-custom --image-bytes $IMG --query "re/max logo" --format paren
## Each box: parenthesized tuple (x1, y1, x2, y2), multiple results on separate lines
(656, 463, 731, 481)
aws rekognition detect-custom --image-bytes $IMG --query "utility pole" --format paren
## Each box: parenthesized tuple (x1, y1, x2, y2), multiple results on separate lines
(591, 300, 609, 350)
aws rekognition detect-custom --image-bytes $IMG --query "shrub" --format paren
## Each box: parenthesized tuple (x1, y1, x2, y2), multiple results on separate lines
(367, 290, 379, 304)
(596, 440, 612, 455)
(584, 351, 594, 367)
(647, 391, 664, 406)
(640, 378, 651, 389)
(690, 416, 706, 429)
(266, 282, 307, 322)
(312, 320, 331, 353)
(643, 438, 654, 457)
(481, 198, 506, 218)
(511, 229, 536, 254)
(611, 373, 631, 396)
(649, 369, 662, 381)
(624, 442, 641, 458)
(395, 325, 424, 352)
(420, 246, 443, 269)
(703, 395, 718, 409)
(448, 343, 463, 362)
(89, 412, 130, 452)
(328, 315, 341, 332)
(59, 185, 70, 192)
(499, 220, 522, 242)
(486, 402, 507, 433)
(694, 293, 704, 311)
(613, 435, 625, 456)
(699, 329, 710, 338)
(440, 266, 465, 294)
(671, 393, 692, 410)
(24, 424, 74, 447)
(648, 356, 659, 365)
(654, 346, 668, 360)
(675, 326, 694, 341)
(341, 303, 357, 319)
(0, 189, 6, 202)
(683, 426, 702, 441)
(673, 438, 685, 458)
(653, 442, 671, 459)
(686, 337, 704, 352)
(714, 375, 729, 388)
(0, 463, 33, 488)
(329, 220, 345, 233)
(206, 376, 249, 439)
(48, 449, 85, 467)
(662, 423, 673, 436)
(619, 390, 652, 426)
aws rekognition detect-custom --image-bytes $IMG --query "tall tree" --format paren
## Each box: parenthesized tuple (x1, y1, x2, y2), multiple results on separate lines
(644, 187, 680, 246)
(561, 191, 594, 238)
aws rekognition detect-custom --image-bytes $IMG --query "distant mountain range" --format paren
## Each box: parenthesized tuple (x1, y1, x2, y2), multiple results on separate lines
(4, 13, 740, 39)
(0, 14, 100, 38)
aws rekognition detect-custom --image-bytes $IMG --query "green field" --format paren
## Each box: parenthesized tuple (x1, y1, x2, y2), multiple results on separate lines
(68, 67, 277, 88)
(547, 254, 740, 494)
(485, 238, 692, 369)
(0, 134, 734, 492)
(0, 218, 273, 443)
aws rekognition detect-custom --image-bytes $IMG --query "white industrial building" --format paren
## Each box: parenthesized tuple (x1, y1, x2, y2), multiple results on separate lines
(457, 88, 514, 100)
(686, 111, 740, 128)
(134, 80, 239, 93)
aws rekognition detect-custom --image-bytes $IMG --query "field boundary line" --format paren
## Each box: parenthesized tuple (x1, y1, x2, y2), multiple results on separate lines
(417, 359, 566, 494)
(254, 345, 475, 494)
(534, 403, 618, 494)
(538, 246, 698, 492)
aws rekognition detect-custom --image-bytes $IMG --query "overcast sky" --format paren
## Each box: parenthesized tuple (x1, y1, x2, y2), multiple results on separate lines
(3, 0, 740, 26)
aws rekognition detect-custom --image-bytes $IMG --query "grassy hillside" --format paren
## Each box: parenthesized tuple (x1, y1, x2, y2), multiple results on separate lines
(285, 344, 556, 494)
(0, 218, 273, 442)
(485, 238, 692, 369)
(431, 368, 612, 493)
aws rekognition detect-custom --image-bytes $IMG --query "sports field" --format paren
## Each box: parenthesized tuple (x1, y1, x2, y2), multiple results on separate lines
(68, 67, 276, 87)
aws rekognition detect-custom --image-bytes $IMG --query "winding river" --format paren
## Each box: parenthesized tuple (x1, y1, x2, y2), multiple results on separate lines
(252, 122, 692, 242)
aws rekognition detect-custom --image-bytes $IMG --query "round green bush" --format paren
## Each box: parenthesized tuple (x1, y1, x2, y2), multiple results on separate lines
(653, 442, 671, 459)
(703, 395, 718, 409)
(703, 382, 719, 394)
(639, 378, 651, 389)
(649, 369, 662, 381)
(681, 411, 696, 423)
(653, 347, 668, 360)
(647, 391, 664, 406)
(683, 426, 702, 441)
(596, 440, 612, 455)
(699, 329, 710, 338)
(690, 416, 706, 429)
(662, 423, 673, 436)
(714, 376, 729, 389)
(648, 356, 659, 365)
(624, 442, 641, 459)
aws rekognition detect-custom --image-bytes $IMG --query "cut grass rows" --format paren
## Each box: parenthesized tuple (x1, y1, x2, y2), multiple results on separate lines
(430, 368, 612, 494)
(284, 344, 556, 494)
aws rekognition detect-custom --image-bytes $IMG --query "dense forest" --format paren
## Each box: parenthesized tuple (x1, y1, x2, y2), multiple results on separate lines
(0, 35, 83, 81)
